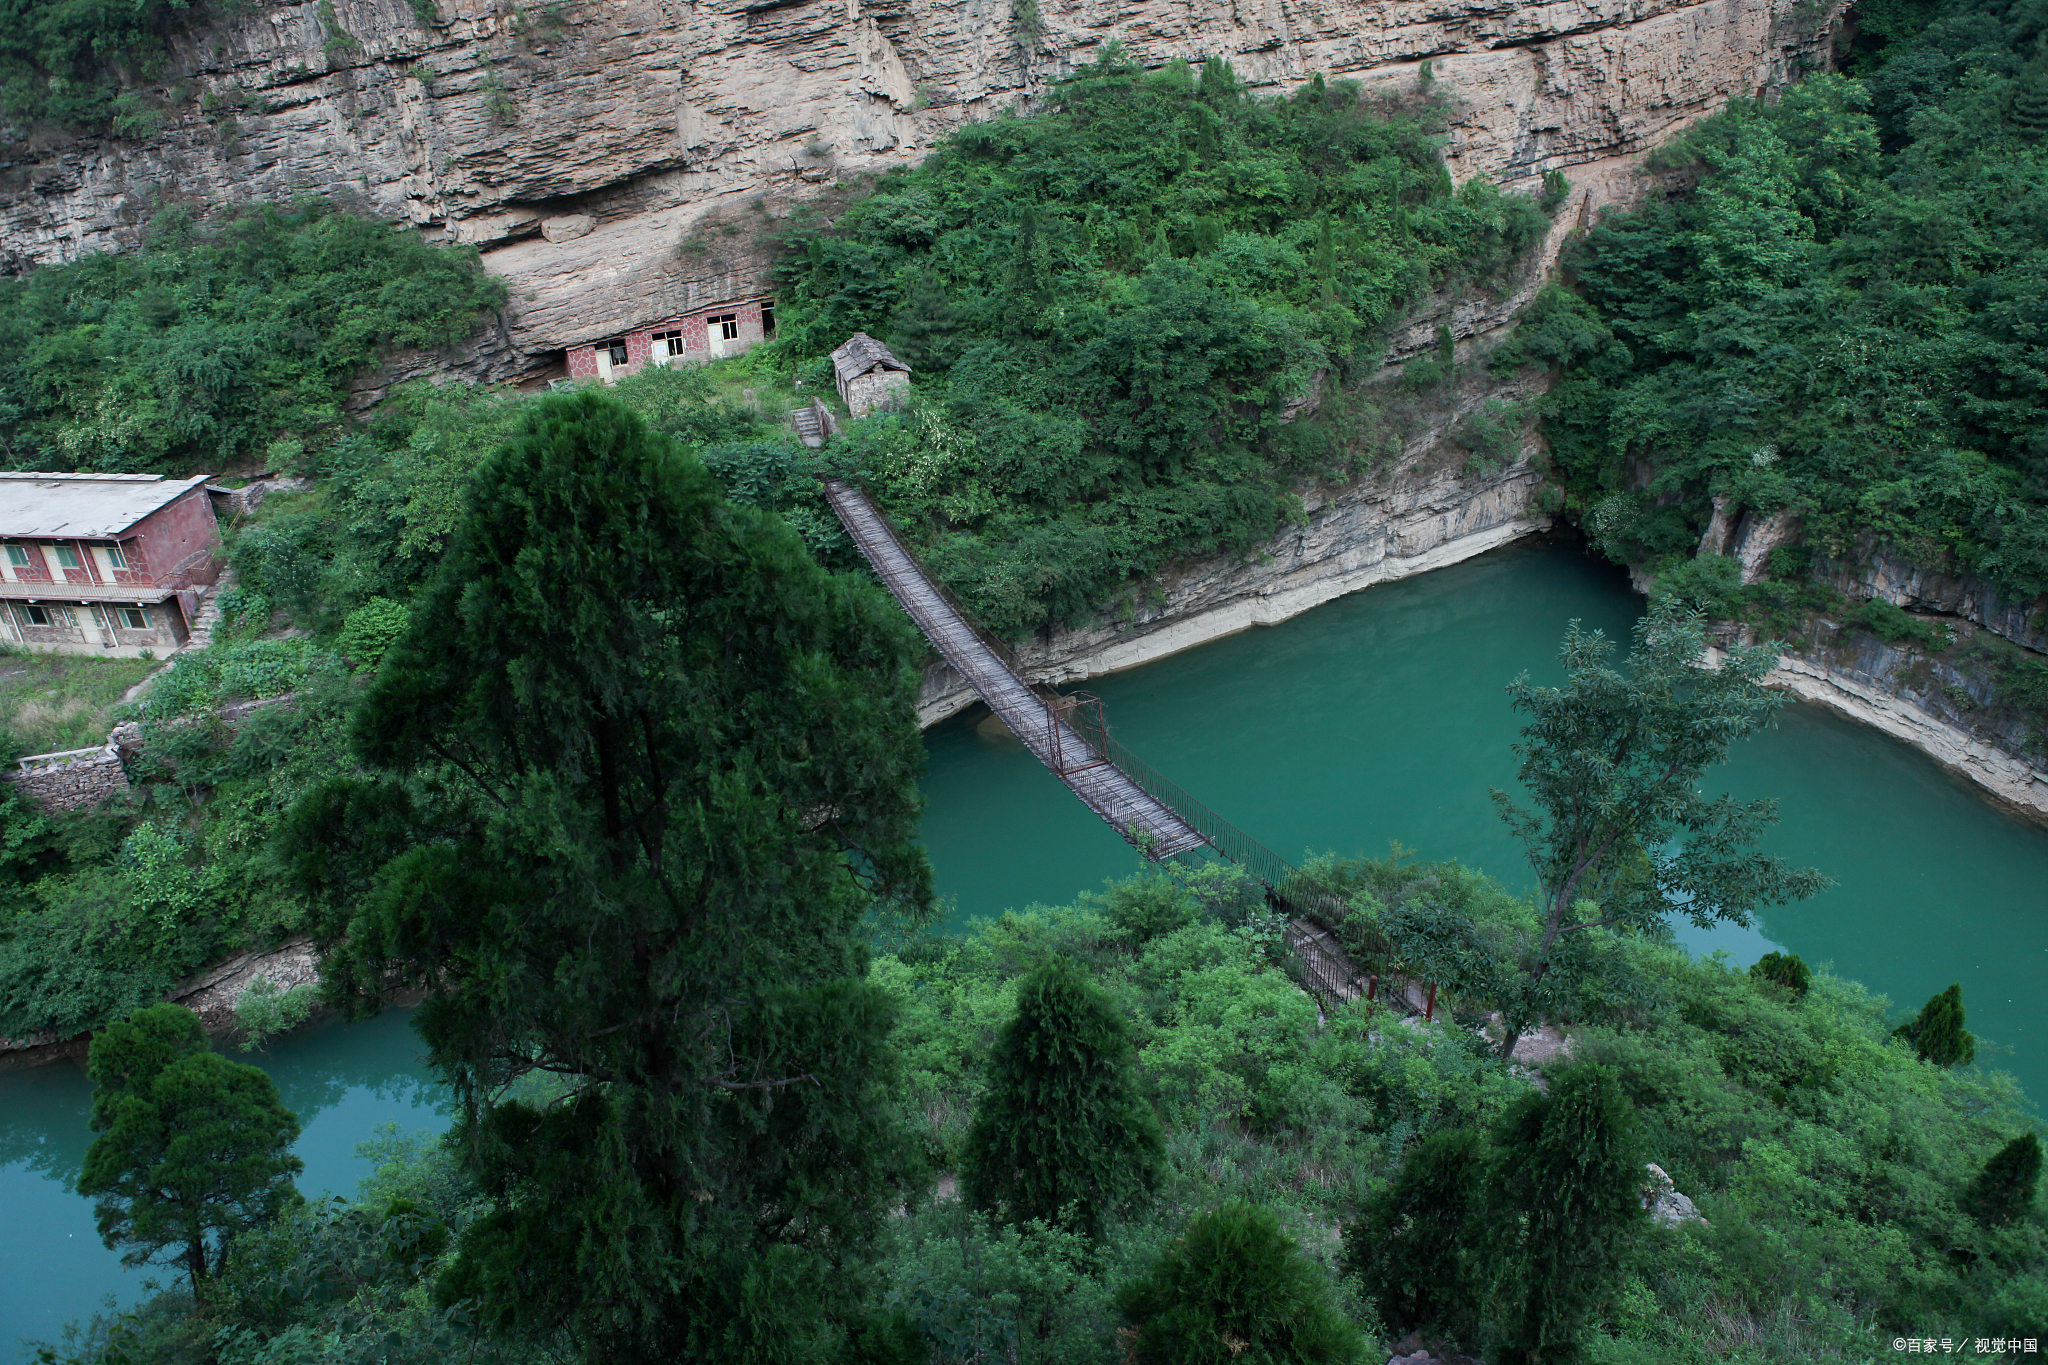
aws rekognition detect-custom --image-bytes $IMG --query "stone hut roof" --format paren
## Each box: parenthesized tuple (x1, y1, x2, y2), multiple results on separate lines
(830, 332, 911, 388)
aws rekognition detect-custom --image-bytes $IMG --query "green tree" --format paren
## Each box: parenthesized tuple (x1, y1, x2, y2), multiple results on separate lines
(1345, 1127, 1486, 1341)
(1964, 1133, 2044, 1226)
(961, 962, 1162, 1237)
(283, 389, 933, 1363)
(1485, 1064, 1645, 1365)
(1748, 950, 1812, 998)
(77, 1003, 303, 1291)
(1894, 983, 1977, 1067)
(1118, 1200, 1368, 1365)
(1491, 603, 1827, 1055)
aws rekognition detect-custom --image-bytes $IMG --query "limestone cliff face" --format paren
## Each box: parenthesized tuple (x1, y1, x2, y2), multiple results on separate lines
(918, 384, 1552, 724)
(2, 0, 1838, 379)
(1712, 624, 2048, 822)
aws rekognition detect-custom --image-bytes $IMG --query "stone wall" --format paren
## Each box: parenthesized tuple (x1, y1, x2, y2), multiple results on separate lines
(4, 746, 131, 813)
(0, 0, 1846, 383)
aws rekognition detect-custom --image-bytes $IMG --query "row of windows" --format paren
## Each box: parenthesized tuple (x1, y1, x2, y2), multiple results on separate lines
(594, 306, 777, 365)
(12, 604, 151, 629)
(5, 541, 129, 572)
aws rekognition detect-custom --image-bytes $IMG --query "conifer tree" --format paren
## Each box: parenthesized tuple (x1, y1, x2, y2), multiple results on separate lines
(1963, 1134, 2043, 1226)
(284, 389, 933, 1363)
(77, 1003, 303, 1292)
(1485, 1064, 1645, 1365)
(961, 962, 1161, 1237)
(1345, 1127, 1486, 1341)
(1120, 1200, 1368, 1365)
(1894, 983, 1976, 1067)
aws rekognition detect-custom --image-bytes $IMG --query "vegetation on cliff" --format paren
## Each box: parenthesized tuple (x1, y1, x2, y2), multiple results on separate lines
(779, 52, 1553, 635)
(1514, 0, 2048, 600)
(0, 200, 505, 474)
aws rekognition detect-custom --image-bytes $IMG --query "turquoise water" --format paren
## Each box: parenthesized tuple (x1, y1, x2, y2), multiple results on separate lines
(920, 540, 2047, 1096)
(6, 536, 2045, 1353)
(1, 1009, 450, 1356)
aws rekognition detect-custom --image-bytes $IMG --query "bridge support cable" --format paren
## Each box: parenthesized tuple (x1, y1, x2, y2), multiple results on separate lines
(818, 478, 1432, 1017)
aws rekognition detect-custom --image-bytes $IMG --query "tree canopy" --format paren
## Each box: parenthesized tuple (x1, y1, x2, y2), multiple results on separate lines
(1520, 0, 2048, 597)
(1491, 602, 1827, 1054)
(77, 1003, 303, 1291)
(283, 388, 933, 1361)
(0, 201, 505, 473)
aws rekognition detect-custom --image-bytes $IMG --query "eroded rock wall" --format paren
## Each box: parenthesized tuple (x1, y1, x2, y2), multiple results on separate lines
(2, 0, 1840, 378)
(917, 385, 1552, 724)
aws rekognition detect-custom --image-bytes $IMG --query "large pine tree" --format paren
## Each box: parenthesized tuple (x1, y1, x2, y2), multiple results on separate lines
(77, 1003, 302, 1291)
(284, 389, 933, 1362)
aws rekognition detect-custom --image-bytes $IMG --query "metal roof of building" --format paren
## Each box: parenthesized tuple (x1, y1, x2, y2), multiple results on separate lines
(830, 332, 911, 387)
(0, 472, 214, 538)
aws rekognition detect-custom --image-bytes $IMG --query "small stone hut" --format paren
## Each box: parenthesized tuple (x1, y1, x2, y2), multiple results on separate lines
(831, 333, 913, 418)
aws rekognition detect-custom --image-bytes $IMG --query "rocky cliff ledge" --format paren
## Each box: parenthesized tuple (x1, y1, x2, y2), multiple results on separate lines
(1761, 629, 2048, 823)
(2, 0, 1840, 380)
(917, 444, 1549, 725)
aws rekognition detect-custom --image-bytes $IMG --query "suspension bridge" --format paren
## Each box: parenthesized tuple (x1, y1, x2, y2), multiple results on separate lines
(817, 477, 1434, 1019)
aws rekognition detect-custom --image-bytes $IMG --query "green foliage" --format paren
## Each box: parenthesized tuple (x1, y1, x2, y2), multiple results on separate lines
(283, 389, 932, 1362)
(1489, 602, 1827, 1053)
(0, 201, 506, 473)
(1647, 552, 1741, 619)
(233, 975, 320, 1051)
(780, 53, 1547, 635)
(1528, 17, 2048, 598)
(1484, 1064, 1645, 1365)
(0, 0, 194, 133)
(78, 1004, 304, 1290)
(1894, 982, 1976, 1067)
(1345, 1127, 1486, 1339)
(335, 597, 410, 669)
(1748, 950, 1812, 998)
(1963, 1134, 2043, 1227)
(1117, 1200, 1368, 1365)
(962, 962, 1163, 1238)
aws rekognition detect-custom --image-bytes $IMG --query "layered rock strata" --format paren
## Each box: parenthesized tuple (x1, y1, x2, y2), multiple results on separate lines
(917, 446, 1550, 725)
(3, 0, 1842, 378)
(1763, 628, 2048, 822)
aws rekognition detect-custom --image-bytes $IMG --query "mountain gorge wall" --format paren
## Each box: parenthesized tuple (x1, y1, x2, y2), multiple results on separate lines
(2, 0, 1839, 379)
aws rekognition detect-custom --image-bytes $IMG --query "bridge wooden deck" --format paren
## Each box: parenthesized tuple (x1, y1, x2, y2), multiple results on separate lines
(821, 480, 1209, 860)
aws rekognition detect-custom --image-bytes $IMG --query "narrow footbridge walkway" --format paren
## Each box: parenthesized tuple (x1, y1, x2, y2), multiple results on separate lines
(819, 479, 1430, 1017)
(821, 480, 1207, 858)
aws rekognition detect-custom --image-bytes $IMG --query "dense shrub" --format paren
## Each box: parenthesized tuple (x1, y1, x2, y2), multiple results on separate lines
(0, 201, 506, 473)
(780, 54, 1547, 634)
(1518, 2, 2048, 594)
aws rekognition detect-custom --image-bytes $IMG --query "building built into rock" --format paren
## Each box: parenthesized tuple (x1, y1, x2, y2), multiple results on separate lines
(831, 332, 913, 417)
(0, 472, 223, 656)
(566, 296, 775, 383)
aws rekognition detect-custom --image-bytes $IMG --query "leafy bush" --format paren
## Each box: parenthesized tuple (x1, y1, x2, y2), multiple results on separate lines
(1747, 950, 1812, 998)
(1525, 20, 2048, 598)
(336, 598, 410, 669)
(779, 54, 1548, 634)
(1118, 1200, 1368, 1364)
(0, 201, 506, 473)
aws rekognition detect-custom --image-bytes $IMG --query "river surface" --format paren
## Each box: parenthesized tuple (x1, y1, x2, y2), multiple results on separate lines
(4, 537, 2044, 1353)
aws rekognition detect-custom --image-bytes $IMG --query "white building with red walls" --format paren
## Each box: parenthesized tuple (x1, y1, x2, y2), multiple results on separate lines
(566, 297, 775, 383)
(0, 472, 223, 657)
